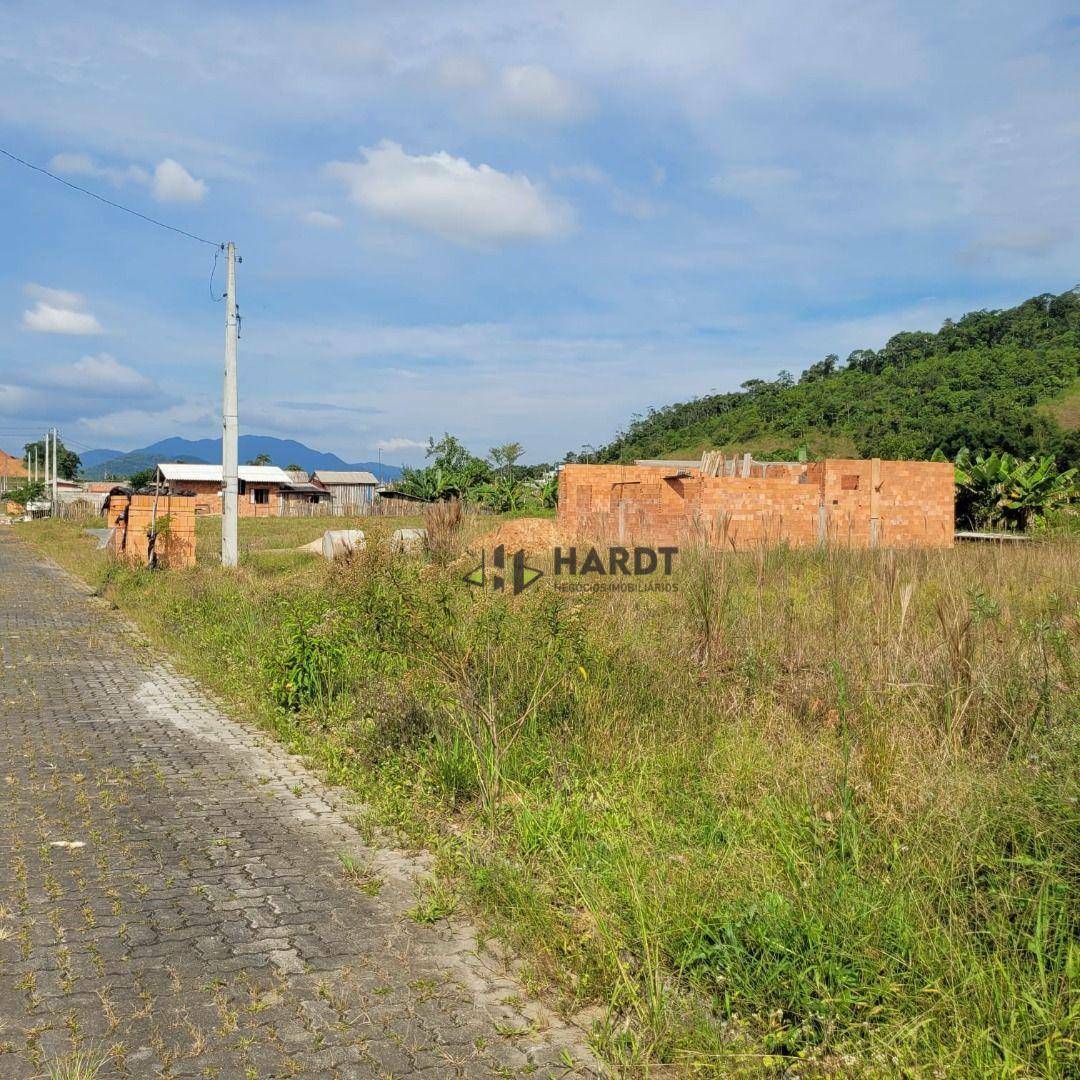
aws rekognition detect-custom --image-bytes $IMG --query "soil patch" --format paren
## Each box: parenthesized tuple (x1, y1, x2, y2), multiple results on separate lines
(473, 517, 563, 553)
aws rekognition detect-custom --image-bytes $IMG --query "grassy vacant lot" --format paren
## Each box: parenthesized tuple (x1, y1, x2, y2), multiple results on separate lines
(192, 513, 426, 562)
(18, 516, 1079, 1077)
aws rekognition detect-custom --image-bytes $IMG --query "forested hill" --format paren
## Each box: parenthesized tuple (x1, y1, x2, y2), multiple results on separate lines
(595, 288, 1080, 466)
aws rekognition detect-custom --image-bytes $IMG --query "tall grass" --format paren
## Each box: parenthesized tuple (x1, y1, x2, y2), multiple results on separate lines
(20, 518, 1079, 1077)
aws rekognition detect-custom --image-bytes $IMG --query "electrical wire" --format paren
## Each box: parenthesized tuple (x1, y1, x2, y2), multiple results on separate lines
(0, 146, 222, 249)
(209, 247, 224, 301)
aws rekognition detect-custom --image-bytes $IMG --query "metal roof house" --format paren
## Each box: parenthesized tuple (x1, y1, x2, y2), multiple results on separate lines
(157, 464, 294, 485)
(311, 470, 378, 513)
(155, 463, 329, 516)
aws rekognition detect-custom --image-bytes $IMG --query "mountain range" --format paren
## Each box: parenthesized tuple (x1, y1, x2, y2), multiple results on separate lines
(79, 436, 401, 482)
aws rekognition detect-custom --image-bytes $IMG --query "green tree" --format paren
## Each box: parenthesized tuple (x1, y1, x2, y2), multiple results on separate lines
(23, 438, 81, 480)
(246, 452, 273, 466)
(396, 434, 491, 502)
(127, 468, 157, 490)
(489, 441, 524, 483)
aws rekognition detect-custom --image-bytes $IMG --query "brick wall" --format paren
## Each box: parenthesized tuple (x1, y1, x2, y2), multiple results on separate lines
(108, 494, 196, 569)
(558, 459, 954, 549)
(168, 479, 283, 518)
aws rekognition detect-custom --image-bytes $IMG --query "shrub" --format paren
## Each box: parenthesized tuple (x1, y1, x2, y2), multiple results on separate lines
(266, 608, 349, 711)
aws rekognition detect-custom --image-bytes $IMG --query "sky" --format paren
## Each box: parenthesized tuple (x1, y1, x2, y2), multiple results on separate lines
(1, 1, 1078, 467)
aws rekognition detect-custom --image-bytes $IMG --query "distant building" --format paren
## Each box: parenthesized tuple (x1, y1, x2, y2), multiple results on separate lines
(156, 463, 304, 516)
(311, 470, 378, 514)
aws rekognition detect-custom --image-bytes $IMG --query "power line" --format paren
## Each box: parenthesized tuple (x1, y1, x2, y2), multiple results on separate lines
(0, 146, 222, 249)
(209, 246, 224, 301)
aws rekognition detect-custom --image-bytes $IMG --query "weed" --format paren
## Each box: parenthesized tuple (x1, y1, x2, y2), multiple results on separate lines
(337, 852, 384, 895)
(43, 1045, 107, 1080)
(409, 876, 459, 924)
(266, 608, 349, 712)
(424, 498, 465, 563)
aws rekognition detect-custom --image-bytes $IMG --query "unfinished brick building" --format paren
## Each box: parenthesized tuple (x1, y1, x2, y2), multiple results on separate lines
(104, 492, 196, 569)
(558, 457, 954, 549)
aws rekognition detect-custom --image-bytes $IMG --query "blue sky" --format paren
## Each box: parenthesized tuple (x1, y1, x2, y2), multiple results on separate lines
(1, 1, 1078, 467)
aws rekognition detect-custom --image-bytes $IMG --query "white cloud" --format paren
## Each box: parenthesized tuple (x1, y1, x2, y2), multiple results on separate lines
(497, 64, 587, 122)
(22, 282, 104, 335)
(151, 158, 207, 203)
(24, 283, 86, 309)
(326, 141, 574, 246)
(434, 58, 586, 125)
(494, 63, 587, 122)
(301, 209, 342, 228)
(549, 165, 662, 219)
(50, 354, 155, 394)
(51, 151, 206, 204)
(0, 383, 32, 414)
(75, 399, 216, 442)
(49, 152, 150, 187)
(375, 436, 427, 452)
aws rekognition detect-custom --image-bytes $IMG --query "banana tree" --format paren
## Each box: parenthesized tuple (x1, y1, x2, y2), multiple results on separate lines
(954, 449, 1077, 531)
(472, 475, 532, 512)
(535, 473, 558, 509)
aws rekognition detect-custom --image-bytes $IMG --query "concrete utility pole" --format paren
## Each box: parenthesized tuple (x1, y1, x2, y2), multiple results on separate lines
(43, 430, 50, 501)
(52, 428, 58, 505)
(221, 242, 239, 568)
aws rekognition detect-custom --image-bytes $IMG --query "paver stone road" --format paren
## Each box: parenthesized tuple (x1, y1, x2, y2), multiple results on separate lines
(0, 533, 600, 1078)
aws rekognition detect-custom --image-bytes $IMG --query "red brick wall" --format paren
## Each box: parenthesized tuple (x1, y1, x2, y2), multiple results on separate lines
(108, 494, 196, 568)
(558, 459, 954, 549)
(167, 479, 283, 517)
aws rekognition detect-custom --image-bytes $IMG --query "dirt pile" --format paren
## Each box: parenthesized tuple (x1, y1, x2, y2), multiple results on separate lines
(473, 517, 562, 552)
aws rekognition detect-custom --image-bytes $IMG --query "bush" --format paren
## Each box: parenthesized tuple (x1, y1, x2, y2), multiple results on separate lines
(4, 479, 45, 508)
(266, 607, 349, 712)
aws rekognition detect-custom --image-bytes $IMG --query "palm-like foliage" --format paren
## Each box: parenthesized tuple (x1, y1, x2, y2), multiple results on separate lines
(535, 473, 558, 509)
(955, 448, 1077, 530)
(391, 434, 558, 511)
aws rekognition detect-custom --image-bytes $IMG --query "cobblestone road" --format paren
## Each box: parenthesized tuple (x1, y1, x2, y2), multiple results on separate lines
(0, 534, 600, 1078)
